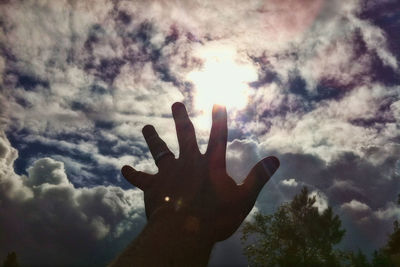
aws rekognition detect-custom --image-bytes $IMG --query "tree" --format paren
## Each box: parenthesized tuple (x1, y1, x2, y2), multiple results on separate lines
(383, 194, 400, 258)
(347, 250, 371, 267)
(371, 250, 395, 267)
(2, 252, 20, 267)
(241, 187, 346, 267)
(369, 194, 400, 267)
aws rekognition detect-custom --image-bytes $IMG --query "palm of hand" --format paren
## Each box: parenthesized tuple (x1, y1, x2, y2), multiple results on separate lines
(122, 102, 279, 242)
(146, 153, 244, 242)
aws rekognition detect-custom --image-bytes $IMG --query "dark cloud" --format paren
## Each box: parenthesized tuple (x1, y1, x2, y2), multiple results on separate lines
(225, 137, 400, 256)
(360, 0, 400, 62)
(263, 150, 400, 254)
(0, 132, 145, 266)
(369, 50, 400, 86)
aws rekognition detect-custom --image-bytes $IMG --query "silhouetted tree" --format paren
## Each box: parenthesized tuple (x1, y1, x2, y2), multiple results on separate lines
(383, 194, 400, 263)
(2, 252, 20, 267)
(369, 194, 400, 266)
(347, 249, 371, 267)
(371, 250, 395, 267)
(241, 187, 346, 267)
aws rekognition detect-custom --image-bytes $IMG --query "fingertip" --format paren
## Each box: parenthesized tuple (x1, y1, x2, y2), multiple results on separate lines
(212, 104, 227, 117)
(121, 165, 135, 178)
(212, 104, 227, 125)
(121, 165, 146, 190)
(212, 103, 225, 110)
(172, 101, 184, 110)
(142, 124, 156, 136)
(172, 102, 186, 115)
(259, 156, 280, 178)
(267, 156, 281, 171)
(245, 156, 279, 189)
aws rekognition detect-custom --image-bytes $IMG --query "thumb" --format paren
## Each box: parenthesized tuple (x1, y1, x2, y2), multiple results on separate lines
(121, 165, 153, 191)
(241, 156, 280, 203)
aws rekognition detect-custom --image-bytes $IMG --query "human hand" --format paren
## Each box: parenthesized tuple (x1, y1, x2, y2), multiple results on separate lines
(121, 102, 279, 242)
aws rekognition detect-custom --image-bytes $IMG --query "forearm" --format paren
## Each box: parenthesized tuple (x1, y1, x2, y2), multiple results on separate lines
(109, 207, 215, 267)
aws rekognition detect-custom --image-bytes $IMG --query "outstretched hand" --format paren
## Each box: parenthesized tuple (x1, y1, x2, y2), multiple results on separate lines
(121, 102, 279, 243)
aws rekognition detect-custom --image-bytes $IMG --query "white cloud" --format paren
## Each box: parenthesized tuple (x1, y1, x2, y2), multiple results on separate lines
(1, 0, 398, 173)
(281, 178, 298, 187)
(342, 199, 371, 212)
(330, 179, 362, 194)
(0, 131, 33, 202)
(374, 202, 400, 220)
(244, 205, 260, 223)
(25, 158, 70, 187)
(310, 190, 329, 214)
(391, 100, 400, 121)
(260, 84, 400, 163)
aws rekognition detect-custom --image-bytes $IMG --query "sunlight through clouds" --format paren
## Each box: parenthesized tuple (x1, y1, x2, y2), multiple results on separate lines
(187, 43, 258, 112)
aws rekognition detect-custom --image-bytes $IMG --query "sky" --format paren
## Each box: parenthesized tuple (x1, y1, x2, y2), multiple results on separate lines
(0, 0, 399, 266)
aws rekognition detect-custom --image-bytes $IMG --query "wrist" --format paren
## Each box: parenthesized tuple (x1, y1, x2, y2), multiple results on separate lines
(143, 205, 215, 266)
(112, 205, 215, 267)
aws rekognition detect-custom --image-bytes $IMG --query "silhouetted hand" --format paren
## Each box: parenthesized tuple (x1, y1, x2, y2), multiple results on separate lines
(121, 102, 279, 243)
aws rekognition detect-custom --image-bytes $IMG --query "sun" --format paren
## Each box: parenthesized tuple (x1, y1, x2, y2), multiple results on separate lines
(187, 44, 258, 113)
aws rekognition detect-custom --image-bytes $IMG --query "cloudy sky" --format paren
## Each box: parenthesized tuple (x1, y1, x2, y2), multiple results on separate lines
(0, 0, 399, 266)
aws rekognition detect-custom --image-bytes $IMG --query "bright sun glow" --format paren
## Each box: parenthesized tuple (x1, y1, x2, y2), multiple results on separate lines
(187, 45, 258, 112)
